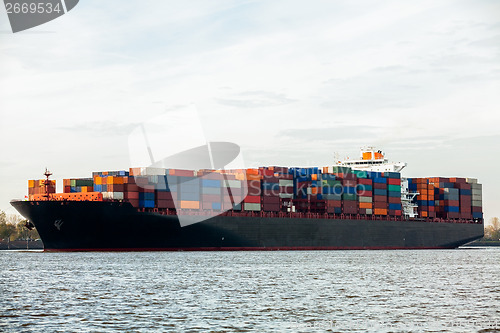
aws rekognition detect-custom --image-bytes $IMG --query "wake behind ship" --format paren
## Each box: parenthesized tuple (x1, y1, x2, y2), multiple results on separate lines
(11, 148, 484, 251)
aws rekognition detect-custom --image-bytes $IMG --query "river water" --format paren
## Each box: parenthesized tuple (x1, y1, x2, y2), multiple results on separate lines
(1, 248, 500, 332)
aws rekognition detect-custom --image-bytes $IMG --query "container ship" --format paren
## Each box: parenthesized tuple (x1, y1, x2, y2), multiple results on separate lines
(11, 148, 484, 251)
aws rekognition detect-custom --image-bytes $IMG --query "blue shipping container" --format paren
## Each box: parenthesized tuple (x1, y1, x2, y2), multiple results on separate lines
(444, 206, 460, 213)
(180, 192, 200, 201)
(139, 200, 155, 208)
(202, 179, 221, 188)
(389, 203, 402, 210)
(374, 189, 387, 196)
(343, 187, 356, 194)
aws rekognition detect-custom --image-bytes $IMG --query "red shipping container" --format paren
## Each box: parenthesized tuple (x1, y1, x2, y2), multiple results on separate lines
(374, 202, 387, 209)
(357, 178, 373, 185)
(326, 200, 342, 208)
(343, 173, 357, 181)
(247, 180, 261, 196)
(125, 192, 139, 200)
(343, 207, 358, 214)
(455, 183, 471, 190)
(358, 190, 372, 197)
(244, 195, 260, 203)
(262, 196, 279, 204)
(388, 196, 401, 204)
(157, 199, 176, 209)
(342, 180, 356, 187)
(373, 195, 387, 202)
(156, 191, 174, 200)
(126, 184, 140, 192)
(387, 178, 400, 185)
(128, 199, 140, 207)
(373, 183, 388, 189)
(262, 203, 280, 212)
(259, 168, 274, 177)
(262, 189, 280, 197)
(444, 200, 459, 206)
(279, 186, 294, 194)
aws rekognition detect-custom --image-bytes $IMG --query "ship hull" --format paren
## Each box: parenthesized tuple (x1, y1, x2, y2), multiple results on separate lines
(11, 201, 484, 251)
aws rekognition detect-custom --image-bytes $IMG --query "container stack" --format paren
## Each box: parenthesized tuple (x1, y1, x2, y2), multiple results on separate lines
(261, 172, 280, 212)
(322, 173, 342, 214)
(357, 176, 373, 215)
(469, 179, 483, 219)
(342, 173, 358, 215)
(29, 164, 481, 221)
(28, 179, 56, 197)
(385, 172, 402, 216)
(372, 173, 388, 216)
(63, 178, 93, 193)
(409, 177, 482, 220)
(244, 169, 261, 211)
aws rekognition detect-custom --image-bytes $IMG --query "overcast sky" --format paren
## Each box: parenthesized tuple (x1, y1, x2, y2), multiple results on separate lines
(0, 0, 499, 222)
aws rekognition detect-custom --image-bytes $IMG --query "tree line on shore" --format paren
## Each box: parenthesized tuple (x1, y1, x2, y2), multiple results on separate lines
(0, 210, 40, 241)
(484, 217, 500, 241)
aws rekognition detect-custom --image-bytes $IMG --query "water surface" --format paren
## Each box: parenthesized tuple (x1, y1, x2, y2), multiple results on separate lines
(1, 249, 500, 332)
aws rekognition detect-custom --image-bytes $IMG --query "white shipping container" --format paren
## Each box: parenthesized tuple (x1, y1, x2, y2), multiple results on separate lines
(278, 179, 294, 187)
(472, 200, 483, 207)
(111, 192, 124, 200)
(244, 203, 261, 211)
(140, 167, 168, 176)
(223, 180, 242, 188)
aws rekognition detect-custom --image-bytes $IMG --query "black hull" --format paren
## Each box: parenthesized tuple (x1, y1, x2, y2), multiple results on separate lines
(11, 201, 484, 251)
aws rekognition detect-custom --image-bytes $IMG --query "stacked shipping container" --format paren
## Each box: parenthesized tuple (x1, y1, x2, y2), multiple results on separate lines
(408, 177, 483, 220)
(28, 166, 482, 221)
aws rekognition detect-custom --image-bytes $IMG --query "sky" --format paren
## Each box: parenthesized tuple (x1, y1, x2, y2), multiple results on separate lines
(0, 0, 499, 223)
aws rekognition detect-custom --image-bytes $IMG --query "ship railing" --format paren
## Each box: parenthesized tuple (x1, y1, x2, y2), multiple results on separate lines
(130, 205, 482, 224)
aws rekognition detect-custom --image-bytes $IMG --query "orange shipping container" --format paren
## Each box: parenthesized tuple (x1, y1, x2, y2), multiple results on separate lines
(374, 208, 387, 215)
(28, 180, 35, 188)
(246, 174, 261, 181)
(180, 200, 200, 209)
(246, 169, 259, 176)
(359, 202, 372, 209)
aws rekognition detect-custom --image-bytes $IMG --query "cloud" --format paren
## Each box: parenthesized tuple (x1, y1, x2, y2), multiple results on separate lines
(217, 90, 296, 108)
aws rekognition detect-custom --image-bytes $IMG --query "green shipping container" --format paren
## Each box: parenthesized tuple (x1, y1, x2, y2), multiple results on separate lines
(387, 185, 401, 192)
(352, 170, 368, 178)
(342, 193, 357, 201)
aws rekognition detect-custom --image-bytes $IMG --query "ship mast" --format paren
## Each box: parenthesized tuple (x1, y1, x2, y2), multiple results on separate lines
(43, 168, 52, 201)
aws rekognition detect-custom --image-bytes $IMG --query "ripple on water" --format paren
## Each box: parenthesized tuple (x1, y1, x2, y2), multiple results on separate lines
(0, 249, 499, 332)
